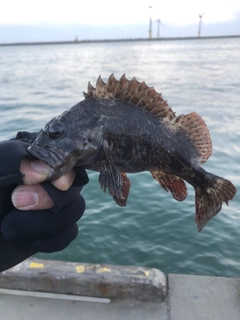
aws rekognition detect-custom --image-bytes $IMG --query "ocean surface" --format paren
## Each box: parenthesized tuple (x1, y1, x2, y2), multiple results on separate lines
(0, 38, 239, 277)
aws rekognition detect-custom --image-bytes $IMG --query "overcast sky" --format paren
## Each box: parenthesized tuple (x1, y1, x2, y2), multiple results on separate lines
(0, 0, 239, 42)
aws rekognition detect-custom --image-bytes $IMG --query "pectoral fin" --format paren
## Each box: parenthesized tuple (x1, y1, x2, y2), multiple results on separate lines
(99, 161, 131, 206)
(151, 171, 187, 201)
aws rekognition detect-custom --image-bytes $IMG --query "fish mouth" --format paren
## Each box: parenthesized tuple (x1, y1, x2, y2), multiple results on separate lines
(27, 144, 68, 180)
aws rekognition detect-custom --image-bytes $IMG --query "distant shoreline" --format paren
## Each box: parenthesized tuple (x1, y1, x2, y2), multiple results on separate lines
(1, 35, 240, 46)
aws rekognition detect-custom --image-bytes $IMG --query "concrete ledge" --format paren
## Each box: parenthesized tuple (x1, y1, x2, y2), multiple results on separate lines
(168, 274, 240, 320)
(0, 258, 166, 302)
(1, 266, 240, 319)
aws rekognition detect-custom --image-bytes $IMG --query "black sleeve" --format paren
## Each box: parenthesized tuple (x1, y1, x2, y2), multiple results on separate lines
(0, 132, 89, 272)
(0, 140, 34, 188)
(0, 233, 35, 272)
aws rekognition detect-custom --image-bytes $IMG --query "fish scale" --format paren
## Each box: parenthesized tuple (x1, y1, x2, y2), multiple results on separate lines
(28, 74, 236, 231)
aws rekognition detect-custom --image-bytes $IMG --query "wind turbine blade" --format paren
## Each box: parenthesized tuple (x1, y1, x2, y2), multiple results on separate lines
(156, 18, 165, 28)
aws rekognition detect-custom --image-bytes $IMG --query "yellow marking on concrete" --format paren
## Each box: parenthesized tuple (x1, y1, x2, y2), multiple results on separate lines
(29, 262, 44, 269)
(97, 267, 111, 273)
(144, 271, 150, 276)
(76, 265, 85, 273)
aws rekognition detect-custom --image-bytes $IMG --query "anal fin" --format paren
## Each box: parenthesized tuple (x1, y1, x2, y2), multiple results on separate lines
(151, 171, 187, 201)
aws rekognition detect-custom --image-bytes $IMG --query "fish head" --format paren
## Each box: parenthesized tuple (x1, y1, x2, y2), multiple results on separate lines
(28, 111, 105, 180)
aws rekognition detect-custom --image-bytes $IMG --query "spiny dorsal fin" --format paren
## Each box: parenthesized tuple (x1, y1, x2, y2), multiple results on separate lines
(83, 74, 212, 163)
(84, 73, 176, 122)
(113, 74, 130, 99)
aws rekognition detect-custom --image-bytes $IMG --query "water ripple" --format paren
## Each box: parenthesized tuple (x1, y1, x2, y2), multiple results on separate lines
(1, 38, 239, 277)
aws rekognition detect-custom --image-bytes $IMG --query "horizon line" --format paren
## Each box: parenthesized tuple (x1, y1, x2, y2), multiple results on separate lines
(1, 34, 240, 46)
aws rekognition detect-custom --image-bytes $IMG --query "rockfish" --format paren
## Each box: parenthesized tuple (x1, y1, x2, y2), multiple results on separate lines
(28, 74, 236, 231)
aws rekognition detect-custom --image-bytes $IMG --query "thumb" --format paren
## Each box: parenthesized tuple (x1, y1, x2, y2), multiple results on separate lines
(12, 184, 54, 210)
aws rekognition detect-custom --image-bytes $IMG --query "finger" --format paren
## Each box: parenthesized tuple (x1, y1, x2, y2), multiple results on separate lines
(20, 158, 76, 191)
(12, 184, 54, 210)
(51, 169, 76, 191)
(20, 158, 53, 185)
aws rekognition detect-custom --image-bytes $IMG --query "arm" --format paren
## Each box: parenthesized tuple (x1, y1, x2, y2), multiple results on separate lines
(0, 132, 88, 272)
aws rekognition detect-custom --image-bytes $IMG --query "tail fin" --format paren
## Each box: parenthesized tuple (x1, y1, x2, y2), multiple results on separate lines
(195, 175, 236, 231)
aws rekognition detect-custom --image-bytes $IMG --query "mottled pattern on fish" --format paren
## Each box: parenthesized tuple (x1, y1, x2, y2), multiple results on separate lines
(86, 75, 212, 163)
(28, 74, 236, 231)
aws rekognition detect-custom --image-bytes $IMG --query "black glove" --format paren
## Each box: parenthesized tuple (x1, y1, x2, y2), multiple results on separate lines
(0, 132, 89, 272)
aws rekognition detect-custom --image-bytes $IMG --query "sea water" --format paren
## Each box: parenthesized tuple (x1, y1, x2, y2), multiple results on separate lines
(0, 38, 239, 277)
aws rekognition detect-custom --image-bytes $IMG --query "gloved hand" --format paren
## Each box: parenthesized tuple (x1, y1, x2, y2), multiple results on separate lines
(0, 132, 89, 272)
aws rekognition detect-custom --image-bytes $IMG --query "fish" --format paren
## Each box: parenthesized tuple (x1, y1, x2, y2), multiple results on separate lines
(28, 74, 236, 231)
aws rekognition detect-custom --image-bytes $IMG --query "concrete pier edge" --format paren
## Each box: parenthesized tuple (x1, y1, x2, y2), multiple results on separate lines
(0, 258, 166, 302)
(1, 259, 240, 319)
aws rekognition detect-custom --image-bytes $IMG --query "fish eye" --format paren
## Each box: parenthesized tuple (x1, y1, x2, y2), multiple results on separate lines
(48, 123, 65, 139)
